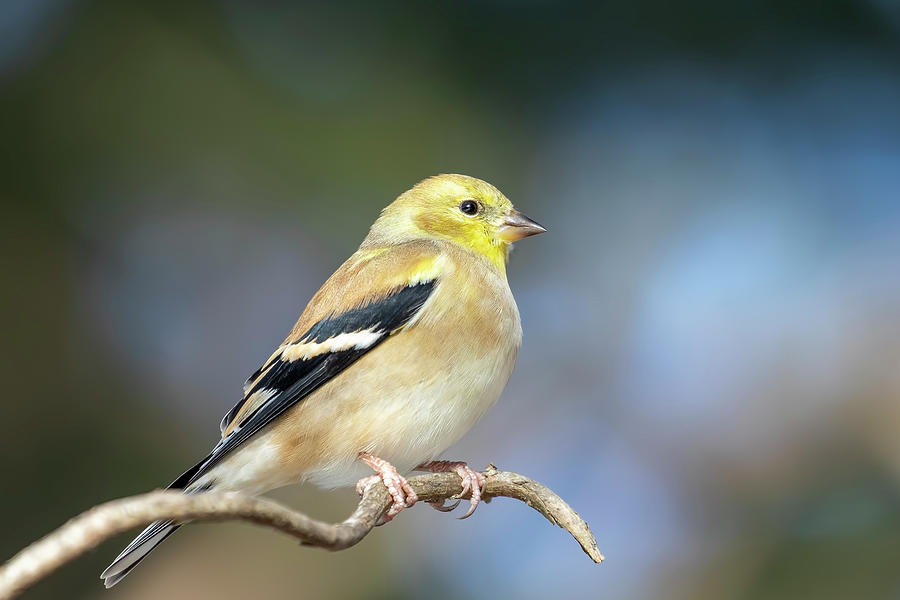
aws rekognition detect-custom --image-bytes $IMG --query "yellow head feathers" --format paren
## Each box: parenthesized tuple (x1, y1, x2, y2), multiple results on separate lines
(362, 174, 545, 271)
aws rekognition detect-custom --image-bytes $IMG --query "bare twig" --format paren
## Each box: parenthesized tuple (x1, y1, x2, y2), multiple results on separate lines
(0, 466, 602, 599)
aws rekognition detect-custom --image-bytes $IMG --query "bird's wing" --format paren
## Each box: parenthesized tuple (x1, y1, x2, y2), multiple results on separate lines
(175, 242, 446, 489)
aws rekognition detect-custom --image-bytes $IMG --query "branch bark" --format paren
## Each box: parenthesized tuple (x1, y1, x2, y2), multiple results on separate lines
(0, 465, 603, 599)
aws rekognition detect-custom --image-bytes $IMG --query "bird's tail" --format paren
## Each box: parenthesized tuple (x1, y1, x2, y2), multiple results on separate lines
(101, 453, 213, 588)
(100, 519, 181, 588)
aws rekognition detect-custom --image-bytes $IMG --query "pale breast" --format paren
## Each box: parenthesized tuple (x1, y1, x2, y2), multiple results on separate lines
(285, 251, 521, 488)
(207, 248, 522, 492)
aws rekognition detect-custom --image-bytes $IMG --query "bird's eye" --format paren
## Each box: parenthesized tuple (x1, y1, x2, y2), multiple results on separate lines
(459, 200, 479, 216)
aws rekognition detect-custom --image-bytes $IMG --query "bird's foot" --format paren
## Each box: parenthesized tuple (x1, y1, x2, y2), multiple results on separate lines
(357, 453, 418, 524)
(416, 461, 485, 519)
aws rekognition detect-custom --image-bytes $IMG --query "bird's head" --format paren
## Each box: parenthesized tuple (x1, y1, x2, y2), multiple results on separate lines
(364, 174, 545, 271)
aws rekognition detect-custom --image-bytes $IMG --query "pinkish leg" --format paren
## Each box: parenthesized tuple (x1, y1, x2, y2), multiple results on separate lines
(356, 453, 418, 523)
(416, 461, 485, 519)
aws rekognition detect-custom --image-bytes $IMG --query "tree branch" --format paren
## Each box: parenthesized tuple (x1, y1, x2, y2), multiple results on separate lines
(0, 465, 603, 599)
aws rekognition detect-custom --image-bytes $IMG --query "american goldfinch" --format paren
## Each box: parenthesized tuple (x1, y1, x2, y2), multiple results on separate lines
(101, 174, 545, 587)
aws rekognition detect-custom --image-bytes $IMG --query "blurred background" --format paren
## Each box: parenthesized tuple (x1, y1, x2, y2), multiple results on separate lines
(2, 0, 900, 598)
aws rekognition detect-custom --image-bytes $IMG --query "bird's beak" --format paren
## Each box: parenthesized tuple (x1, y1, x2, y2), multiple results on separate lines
(498, 210, 547, 242)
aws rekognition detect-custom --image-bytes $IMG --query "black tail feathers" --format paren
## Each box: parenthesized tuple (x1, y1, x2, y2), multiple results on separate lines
(100, 453, 214, 588)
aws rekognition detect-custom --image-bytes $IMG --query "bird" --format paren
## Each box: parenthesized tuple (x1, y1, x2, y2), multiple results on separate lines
(101, 173, 545, 587)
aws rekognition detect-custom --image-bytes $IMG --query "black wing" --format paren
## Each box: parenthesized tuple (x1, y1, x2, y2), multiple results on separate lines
(172, 279, 437, 490)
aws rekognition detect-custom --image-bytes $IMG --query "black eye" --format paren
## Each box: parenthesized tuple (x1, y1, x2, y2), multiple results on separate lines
(459, 200, 479, 215)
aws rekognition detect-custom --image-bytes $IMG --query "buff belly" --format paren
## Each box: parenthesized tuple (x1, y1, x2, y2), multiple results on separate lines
(307, 335, 518, 488)
(205, 264, 521, 494)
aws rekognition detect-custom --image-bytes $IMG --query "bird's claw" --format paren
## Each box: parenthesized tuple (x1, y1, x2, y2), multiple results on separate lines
(429, 499, 461, 512)
(416, 461, 486, 519)
(357, 453, 418, 524)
